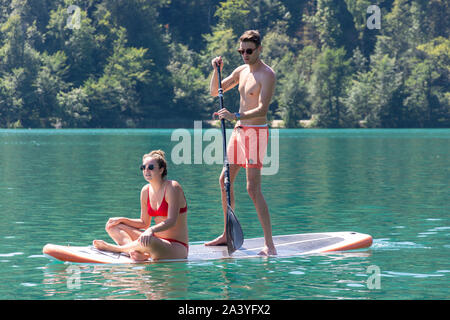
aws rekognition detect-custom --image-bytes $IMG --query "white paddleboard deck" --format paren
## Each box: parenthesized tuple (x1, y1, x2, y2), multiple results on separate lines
(43, 231, 372, 264)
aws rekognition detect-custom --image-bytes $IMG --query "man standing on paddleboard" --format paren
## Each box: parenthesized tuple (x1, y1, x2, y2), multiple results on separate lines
(206, 30, 277, 256)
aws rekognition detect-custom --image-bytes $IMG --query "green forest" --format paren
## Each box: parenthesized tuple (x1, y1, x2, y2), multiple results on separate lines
(0, 0, 448, 128)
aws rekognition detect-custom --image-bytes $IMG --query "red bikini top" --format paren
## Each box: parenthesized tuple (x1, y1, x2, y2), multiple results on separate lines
(147, 186, 187, 217)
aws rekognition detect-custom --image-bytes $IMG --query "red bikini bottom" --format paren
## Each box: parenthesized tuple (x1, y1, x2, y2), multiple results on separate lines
(156, 236, 189, 251)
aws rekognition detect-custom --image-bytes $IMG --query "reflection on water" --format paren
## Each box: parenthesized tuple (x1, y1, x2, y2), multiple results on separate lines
(43, 262, 191, 300)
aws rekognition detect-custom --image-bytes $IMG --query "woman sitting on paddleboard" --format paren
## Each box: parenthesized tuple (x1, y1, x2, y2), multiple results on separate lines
(93, 150, 189, 261)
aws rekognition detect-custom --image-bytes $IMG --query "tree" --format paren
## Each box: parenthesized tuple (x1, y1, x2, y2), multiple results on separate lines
(365, 44, 403, 127)
(215, 0, 287, 37)
(310, 47, 351, 127)
(0, 68, 24, 127)
(0, 11, 42, 127)
(157, 0, 221, 52)
(342, 48, 372, 127)
(84, 28, 152, 127)
(33, 51, 69, 127)
(57, 87, 91, 128)
(167, 41, 213, 119)
(343, 70, 374, 127)
(273, 45, 317, 127)
(46, 4, 101, 86)
(409, 36, 450, 127)
(304, 0, 358, 55)
(344, 0, 379, 57)
(276, 70, 310, 127)
(0, 13, 25, 71)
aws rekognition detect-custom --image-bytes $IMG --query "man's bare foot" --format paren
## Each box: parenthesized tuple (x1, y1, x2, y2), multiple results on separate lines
(93, 240, 120, 252)
(204, 234, 227, 246)
(258, 245, 277, 256)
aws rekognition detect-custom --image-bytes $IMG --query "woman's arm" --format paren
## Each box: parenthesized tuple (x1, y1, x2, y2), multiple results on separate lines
(109, 185, 150, 230)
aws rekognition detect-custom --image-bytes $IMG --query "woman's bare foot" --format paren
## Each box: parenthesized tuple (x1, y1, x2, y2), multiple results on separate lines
(204, 234, 227, 246)
(258, 245, 277, 256)
(93, 240, 150, 261)
(130, 250, 151, 262)
(93, 240, 120, 253)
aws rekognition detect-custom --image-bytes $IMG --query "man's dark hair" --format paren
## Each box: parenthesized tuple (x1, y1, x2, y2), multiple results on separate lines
(239, 30, 261, 47)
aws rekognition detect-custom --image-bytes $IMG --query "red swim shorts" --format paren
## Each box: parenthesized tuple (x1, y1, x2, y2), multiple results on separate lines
(227, 124, 269, 169)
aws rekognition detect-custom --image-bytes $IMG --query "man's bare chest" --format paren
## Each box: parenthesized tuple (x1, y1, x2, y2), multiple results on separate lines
(238, 72, 261, 98)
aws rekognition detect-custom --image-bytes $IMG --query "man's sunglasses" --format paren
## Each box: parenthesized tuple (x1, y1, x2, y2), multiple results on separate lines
(140, 164, 156, 171)
(237, 48, 257, 55)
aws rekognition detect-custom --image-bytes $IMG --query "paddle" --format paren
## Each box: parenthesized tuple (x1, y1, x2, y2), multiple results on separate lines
(215, 62, 244, 255)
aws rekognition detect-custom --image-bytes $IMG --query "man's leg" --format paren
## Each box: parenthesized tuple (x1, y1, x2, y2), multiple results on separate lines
(205, 163, 241, 246)
(246, 167, 277, 255)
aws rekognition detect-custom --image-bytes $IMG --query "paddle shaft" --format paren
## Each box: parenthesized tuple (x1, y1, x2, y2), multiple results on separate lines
(216, 64, 232, 207)
(215, 63, 244, 254)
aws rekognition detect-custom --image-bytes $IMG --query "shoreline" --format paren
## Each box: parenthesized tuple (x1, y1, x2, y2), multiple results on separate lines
(1, 120, 448, 130)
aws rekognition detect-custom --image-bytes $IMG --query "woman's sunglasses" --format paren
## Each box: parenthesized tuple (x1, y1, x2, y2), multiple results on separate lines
(140, 164, 155, 171)
(237, 48, 257, 55)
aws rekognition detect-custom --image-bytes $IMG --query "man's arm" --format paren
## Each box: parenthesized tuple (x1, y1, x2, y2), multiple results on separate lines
(210, 72, 239, 97)
(210, 58, 242, 96)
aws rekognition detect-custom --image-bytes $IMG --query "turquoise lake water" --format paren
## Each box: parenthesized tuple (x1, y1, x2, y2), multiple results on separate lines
(0, 128, 448, 300)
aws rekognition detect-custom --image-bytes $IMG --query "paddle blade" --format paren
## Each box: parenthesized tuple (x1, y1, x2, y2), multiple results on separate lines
(226, 204, 244, 255)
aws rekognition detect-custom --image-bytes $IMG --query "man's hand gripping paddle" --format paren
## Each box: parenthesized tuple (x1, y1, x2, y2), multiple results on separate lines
(215, 62, 244, 255)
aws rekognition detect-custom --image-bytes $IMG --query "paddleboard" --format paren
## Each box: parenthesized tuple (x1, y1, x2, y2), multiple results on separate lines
(43, 231, 372, 264)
